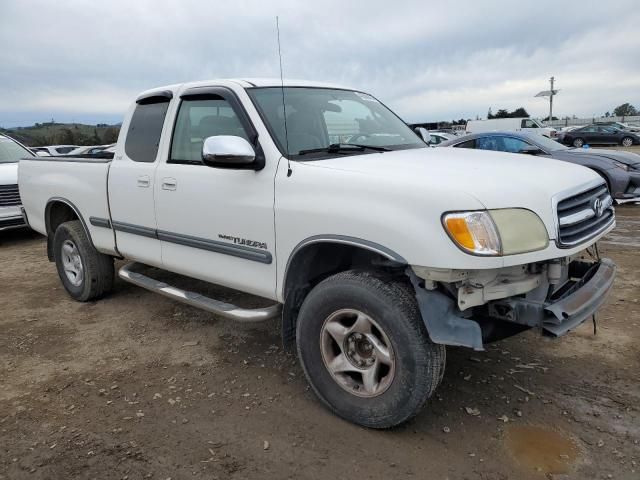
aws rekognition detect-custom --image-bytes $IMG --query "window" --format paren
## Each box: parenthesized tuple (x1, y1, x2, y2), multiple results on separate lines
(521, 119, 538, 128)
(125, 99, 170, 162)
(429, 134, 442, 145)
(54, 146, 76, 155)
(582, 126, 598, 132)
(170, 97, 249, 163)
(502, 137, 532, 153)
(477, 136, 504, 151)
(454, 139, 476, 149)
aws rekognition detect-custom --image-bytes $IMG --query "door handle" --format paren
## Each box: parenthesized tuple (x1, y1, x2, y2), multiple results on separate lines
(162, 178, 177, 191)
(137, 175, 150, 188)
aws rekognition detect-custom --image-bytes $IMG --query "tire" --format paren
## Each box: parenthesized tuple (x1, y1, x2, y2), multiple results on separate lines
(296, 270, 446, 429)
(621, 137, 633, 147)
(53, 220, 114, 302)
(572, 138, 584, 148)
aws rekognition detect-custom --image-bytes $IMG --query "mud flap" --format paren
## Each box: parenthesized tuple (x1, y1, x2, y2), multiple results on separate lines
(407, 269, 484, 351)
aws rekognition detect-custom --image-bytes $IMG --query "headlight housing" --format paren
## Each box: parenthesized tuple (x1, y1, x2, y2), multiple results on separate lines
(612, 161, 629, 172)
(443, 209, 549, 256)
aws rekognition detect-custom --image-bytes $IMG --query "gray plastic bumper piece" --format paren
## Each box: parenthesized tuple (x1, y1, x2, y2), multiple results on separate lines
(119, 262, 282, 323)
(407, 269, 484, 351)
(543, 258, 616, 336)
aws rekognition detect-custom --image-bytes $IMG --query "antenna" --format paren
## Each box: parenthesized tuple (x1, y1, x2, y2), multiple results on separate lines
(276, 16, 292, 177)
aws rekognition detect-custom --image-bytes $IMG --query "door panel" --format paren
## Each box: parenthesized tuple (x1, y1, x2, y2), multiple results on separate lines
(154, 87, 277, 299)
(108, 97, 171, 266)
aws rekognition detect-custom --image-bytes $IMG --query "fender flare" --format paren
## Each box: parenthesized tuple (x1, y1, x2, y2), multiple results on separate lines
(44, 197, 95, 260)
(280, 235, 407, 346)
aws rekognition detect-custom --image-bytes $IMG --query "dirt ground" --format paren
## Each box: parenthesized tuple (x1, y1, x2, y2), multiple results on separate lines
(1, 207, 638, 480)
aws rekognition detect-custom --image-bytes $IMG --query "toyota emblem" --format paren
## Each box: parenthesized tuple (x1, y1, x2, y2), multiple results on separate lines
(592, 198, 604, 217)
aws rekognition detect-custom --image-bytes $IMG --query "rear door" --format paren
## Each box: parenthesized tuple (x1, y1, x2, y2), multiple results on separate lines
(108, 93, 172, 267)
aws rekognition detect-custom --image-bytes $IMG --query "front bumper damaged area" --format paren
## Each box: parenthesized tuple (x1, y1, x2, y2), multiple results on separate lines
(408, 255, 616, 351)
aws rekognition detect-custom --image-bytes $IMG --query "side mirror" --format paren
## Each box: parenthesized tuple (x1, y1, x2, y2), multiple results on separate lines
(414, 127, 431, 145)
(202, 135, 255, 167)
(518, 146, 543, 155)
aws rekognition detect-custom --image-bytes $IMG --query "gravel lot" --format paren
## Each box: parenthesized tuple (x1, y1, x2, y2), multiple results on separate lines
(1, 206, 638, 480)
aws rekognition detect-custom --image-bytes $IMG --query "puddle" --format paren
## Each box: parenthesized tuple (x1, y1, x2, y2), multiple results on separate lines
(505, 425, 580, 476)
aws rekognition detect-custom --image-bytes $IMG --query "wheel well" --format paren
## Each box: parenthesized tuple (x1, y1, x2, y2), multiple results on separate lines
(45, 200, 82, 261)
(281, 242, 405, 348)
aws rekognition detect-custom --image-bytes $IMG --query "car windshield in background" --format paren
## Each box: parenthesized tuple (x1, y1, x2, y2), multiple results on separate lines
(0, 136, 33, 163)
(247, 87, 425, 159)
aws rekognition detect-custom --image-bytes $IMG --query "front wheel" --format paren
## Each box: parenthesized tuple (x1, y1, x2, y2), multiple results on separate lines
(621, 137, 634, 147)
(572, 138, 585, 148)
(296, 270, 445, 428)
(53, 220, 114, 301)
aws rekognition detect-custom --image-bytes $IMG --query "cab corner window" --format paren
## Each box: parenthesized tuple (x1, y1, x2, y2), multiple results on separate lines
(125, 99, 170, 163)
(170, 96, 249, 164)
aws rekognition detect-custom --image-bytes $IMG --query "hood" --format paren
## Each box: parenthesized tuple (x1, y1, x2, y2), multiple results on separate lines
(555, 148, 640, 167)
(0, 162, 18, 185)
(308, 147, 600, 211)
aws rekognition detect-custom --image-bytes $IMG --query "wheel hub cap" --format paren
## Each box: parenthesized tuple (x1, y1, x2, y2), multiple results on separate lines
(61, 240, 84, 287)
(320, 309, 396, 398)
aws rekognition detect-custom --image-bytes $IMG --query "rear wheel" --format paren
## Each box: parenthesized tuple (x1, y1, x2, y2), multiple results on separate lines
(296, 270, 446, 428)
(53, 220, 114, 301)
(572, 138, 584, 148)
(621, 137, 633, 147)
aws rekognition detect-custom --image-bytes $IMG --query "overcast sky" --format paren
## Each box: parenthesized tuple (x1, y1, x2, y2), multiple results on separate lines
(1, 0, 639, 127)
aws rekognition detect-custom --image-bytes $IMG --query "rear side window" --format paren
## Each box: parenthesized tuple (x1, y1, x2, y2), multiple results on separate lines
(125, 99, 170, 162)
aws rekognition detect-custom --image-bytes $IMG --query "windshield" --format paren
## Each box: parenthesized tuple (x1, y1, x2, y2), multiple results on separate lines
(0, 135, 33, 163)
(247, 87, 425, 159)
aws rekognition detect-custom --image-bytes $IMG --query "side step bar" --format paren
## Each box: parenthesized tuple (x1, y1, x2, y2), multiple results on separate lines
(118, 262, 282, 323)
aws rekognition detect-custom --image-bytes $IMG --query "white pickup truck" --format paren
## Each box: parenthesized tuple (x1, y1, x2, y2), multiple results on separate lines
(19, 79, 616, 428)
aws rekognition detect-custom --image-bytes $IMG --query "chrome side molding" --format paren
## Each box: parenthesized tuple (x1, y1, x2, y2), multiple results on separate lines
(118, 262, 281, 323)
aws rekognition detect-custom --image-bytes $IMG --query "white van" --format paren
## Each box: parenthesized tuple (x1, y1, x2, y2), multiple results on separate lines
(466, 118, 557, 138)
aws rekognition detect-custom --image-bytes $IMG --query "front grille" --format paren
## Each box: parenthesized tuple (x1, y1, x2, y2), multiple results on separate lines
(0, 184, 21, 207)
(557, 183, 614, 247)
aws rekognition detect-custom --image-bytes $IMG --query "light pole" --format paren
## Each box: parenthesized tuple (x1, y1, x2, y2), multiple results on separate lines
(535, 77, 559, 123)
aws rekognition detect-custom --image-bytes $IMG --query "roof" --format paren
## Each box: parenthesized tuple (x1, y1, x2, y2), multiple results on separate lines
(136, 78, 353, 101)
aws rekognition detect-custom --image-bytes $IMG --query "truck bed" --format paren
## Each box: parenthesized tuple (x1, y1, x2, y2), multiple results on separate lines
(18, 156, 118, 256)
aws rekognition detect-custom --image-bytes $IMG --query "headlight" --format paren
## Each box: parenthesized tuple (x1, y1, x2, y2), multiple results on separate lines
(443, 209, 549, 256)
(612, 161, 629, 172)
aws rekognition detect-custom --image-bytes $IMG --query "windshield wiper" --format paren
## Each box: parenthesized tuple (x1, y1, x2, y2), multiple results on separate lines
(297, 143, 390, 155)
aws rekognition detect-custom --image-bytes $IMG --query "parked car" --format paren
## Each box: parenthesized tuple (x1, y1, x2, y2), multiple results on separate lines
(466, 118, 557, 138)
(31, 145, 78, 156)
(438, 132, 640, 203)
(559, 125, 640, 147)
(0, 134, 33, 231)
(427, 131, 457, 145)
(595, 121, 640, 134)
(66, 145, 112, 156)
(20, 78, 616, 428)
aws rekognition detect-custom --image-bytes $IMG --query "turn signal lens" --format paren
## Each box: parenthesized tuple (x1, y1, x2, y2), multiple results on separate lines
(443, 212, 501, 256)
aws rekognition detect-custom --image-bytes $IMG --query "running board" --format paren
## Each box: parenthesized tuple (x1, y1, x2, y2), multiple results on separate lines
(118, 262, 281, 322)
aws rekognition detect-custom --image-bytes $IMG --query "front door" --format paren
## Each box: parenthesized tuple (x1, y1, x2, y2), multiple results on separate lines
(108, 95, 172, 267)
(154, 87, 277, 299)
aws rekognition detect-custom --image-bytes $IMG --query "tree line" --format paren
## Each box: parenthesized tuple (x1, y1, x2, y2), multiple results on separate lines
(0, 123, 120, 147)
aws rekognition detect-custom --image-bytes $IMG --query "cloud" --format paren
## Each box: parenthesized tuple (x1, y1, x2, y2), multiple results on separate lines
(1, 0, 639, 126)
